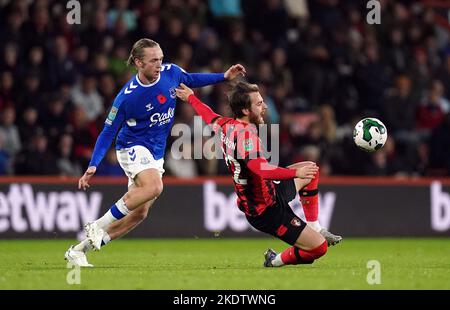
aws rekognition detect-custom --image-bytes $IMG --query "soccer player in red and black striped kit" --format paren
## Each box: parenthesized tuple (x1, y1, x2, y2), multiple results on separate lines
(176, 82, 342, 267)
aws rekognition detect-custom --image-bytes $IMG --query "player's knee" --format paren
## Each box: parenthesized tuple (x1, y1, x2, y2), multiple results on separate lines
(142, 180, 163, 200)
(152, 180, 163, 197)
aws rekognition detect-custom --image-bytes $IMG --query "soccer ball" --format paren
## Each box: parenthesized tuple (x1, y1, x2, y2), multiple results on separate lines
(353, 118, 388, 152)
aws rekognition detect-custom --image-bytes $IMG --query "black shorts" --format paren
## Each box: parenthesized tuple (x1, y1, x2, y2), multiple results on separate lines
(246, 179, 306, 246)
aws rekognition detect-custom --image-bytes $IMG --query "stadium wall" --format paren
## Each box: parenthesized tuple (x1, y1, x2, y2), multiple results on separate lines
(0, 177, 450, 238)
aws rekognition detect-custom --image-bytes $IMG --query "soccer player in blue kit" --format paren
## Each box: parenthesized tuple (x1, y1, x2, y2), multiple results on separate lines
(65, 39, 246, 267)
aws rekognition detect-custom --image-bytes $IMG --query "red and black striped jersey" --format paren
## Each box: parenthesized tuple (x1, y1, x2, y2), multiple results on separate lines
(213, 117, 277, 216)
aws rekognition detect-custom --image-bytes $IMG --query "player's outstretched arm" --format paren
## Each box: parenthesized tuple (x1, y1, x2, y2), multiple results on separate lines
(176, 83, 221, 125)
(78, 98, 125, 191)
(78, 166, 96, 190)
(180, 64, 246, 88)
(247, 158, 318, 180)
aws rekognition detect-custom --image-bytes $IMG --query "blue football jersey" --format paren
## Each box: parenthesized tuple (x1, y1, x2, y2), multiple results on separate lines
(89, 64, 225, 167)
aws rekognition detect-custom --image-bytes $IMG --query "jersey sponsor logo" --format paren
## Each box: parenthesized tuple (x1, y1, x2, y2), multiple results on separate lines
(243, 139, 254, 152)
(149, 107, 175, 127)
(105, 107, 118, 125)
(124, 81, 138, 94)
(157, 94, 167, 104)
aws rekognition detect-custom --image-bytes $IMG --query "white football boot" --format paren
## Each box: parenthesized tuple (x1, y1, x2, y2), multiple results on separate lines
(84, 222, 105, 251)
(65, 245, 93, 267)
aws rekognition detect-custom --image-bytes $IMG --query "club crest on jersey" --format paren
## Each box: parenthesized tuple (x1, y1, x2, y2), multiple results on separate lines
(243, 139, 254, 152)
(291, 218, 301, 227)
(169, 87, 176, 99)
(105, 107, 118, 125)
(157, 94, 167, 104)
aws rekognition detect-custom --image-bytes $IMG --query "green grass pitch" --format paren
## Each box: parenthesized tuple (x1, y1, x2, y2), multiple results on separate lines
(0, 238, 449, 289)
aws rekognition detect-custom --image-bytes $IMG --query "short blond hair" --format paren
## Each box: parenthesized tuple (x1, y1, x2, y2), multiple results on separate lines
(127, 39, 159, 67)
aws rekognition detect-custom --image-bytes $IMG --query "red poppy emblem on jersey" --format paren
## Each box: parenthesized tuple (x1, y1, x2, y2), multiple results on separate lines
(157, 94, 167, 104)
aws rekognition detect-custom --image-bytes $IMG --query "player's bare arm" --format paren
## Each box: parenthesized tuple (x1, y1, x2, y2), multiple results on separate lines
(295, 163, 319, 179)
(78, 166, 97, 190)
(224, 64, 246, 80)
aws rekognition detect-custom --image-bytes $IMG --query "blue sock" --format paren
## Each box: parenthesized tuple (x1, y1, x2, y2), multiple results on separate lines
(110, 204, 127, 220)
(95, 199, 130, 229)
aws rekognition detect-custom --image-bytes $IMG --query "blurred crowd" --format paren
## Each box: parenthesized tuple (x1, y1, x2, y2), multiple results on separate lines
(0, 0, 449, 177)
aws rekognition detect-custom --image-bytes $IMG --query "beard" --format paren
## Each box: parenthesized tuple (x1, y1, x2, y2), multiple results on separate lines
(249, 111, 264, 125)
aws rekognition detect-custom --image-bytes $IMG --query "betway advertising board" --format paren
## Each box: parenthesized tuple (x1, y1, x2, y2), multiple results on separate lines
(0, 177, 449, 238)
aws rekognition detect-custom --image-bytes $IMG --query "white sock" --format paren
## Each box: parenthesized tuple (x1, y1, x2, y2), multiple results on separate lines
(73, 238, 94, 253)
(271, 254, 285, 267)
(307, 220, 322, 232)
(95, 212, 116, 230)
(101, 232, 111, 246)
(95, 198, 130, 229)
(115, 198, 131, 215)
